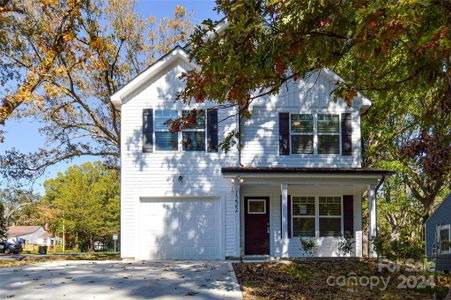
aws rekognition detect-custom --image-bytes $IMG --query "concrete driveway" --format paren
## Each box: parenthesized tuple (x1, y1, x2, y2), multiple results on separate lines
(0, 260, 243, 300)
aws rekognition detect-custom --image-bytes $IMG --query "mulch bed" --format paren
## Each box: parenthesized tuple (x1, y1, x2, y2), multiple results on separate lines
(233, 259, 451, 300)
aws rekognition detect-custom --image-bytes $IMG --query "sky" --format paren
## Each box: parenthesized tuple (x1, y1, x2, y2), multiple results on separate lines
(0, 0, 221, 195)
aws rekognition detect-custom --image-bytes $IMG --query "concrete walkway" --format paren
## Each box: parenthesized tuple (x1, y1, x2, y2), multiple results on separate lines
(0, 260, 243, 300)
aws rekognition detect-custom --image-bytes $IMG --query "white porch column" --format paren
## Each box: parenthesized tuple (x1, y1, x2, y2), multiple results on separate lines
(368, 184, 377, 258)
(281, 184, 289, 257)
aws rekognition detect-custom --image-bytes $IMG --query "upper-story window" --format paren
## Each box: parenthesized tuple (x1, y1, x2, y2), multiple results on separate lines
(155, 110, 179, 151)
(291, 114, 314, 154)
(182, 110, 206, 151)
(290, 113, 340, 155)
(317, 114, 340, 154)
(154, 109, 206, 152)
(143, 108, 218, 153)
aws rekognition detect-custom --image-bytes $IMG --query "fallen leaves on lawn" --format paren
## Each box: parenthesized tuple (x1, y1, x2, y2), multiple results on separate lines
(233, 259, 451, 300)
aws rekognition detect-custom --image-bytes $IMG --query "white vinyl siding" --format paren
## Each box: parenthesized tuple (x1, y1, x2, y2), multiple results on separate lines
(241, 70, 363, 168)
(120, 60, 367, 259)
(120, 60, 239, 259)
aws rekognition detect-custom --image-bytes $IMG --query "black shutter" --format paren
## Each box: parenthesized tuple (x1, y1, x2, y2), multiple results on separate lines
(279, 112, 290, 155)
(341, 113, 352, 155)
(288, 195, 292, 238)
(343, 195, 354, 237)
(207, 108, 218, 152)
(143, 109, 153, 153)
(280, 195, 292, 238)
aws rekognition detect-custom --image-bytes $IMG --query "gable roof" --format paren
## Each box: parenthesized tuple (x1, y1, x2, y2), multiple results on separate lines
(109, 18, 372, 111)
(7, 226, 43, 237)
(110, 45, 198, 109)
(320, 68, 372, 112)
(39, 231, 52, 239)
(425, 194, 451, 224)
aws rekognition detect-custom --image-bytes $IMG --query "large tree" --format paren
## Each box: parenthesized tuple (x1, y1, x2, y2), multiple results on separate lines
(176, 0, 450, 221)
(0, 188, 41, 226)
(0, 0, 193, 181)
(42, 161, 119, 251)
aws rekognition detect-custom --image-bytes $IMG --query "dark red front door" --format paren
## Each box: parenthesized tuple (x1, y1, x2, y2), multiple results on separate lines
(244, 197, 270, 255)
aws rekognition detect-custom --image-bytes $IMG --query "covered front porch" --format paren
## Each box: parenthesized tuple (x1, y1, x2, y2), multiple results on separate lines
(223, 167, 392, 258)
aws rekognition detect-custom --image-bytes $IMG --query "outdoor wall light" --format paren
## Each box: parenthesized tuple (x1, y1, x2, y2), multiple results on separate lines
(178, 175, 184, 183)
(230, 177, 244, 184)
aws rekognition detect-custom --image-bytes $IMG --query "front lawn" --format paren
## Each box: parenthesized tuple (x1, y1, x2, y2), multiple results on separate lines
(0, 252, 120, 268)
(233, 259, 451, 300)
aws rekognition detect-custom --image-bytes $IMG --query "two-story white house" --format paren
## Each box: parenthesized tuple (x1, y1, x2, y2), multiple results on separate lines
(111, 24, 391, 260)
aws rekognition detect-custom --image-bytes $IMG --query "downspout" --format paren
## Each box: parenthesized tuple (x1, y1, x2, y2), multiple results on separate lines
(238, 108, 243, 167)
(375, 175, 385, 194)
(237, 108, 243, 260)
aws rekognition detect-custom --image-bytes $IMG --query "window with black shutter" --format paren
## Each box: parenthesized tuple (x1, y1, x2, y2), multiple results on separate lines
(341, 113, 352, 155)
(142, 109, 153, 153)
(207, 109, 218, 152)
(283, 113, 352, 156)
(343, 195, 354, 236)
(279, 113, 290, 155)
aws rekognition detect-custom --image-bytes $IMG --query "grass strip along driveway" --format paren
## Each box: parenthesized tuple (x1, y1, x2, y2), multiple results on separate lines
(233, 259, 451, 300)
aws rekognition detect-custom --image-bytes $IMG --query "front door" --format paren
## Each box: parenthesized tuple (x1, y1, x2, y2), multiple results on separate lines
(244, 197, 270, 255)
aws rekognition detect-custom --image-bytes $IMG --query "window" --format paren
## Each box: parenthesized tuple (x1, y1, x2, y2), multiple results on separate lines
(155, 110, 178, 151)
(153, 110, 207, 152)
(291, 114, 314, 154)
(438, 225, 450, 254)
(291, 196, 343, 238)
(319, 196, 342, 237)
(289, 113, 340, 155)
(292, 197, 315, 237)
(317, 114, 340, 154)
(182, 110, 206, 151)
(248, 199, 266, 214)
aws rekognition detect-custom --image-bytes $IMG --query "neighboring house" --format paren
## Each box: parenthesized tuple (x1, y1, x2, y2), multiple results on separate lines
(110, 21, 392, 260)
(425, 195, 451, 258)
(7, 226, 52, 246)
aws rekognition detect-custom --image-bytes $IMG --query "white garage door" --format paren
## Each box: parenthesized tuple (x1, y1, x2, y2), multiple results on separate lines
(138, 198, 221, 260)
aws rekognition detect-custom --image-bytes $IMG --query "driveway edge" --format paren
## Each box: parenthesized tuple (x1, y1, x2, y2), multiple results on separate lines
(228, 262, 244, 300)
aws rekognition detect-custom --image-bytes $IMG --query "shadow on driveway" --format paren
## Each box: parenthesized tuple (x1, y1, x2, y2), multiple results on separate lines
(0, 260, 243, 300)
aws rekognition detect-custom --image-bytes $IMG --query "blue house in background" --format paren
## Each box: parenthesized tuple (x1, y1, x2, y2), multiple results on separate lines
(425, 194, 451, 271)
